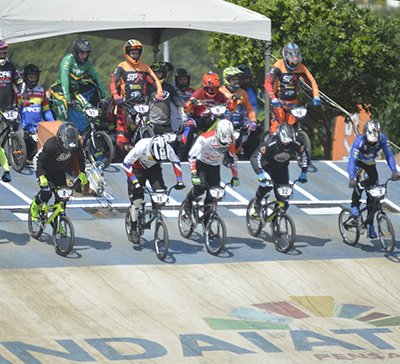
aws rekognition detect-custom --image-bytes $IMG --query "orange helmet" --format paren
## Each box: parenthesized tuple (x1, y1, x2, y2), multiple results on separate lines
(202, 71, 220, 98)
(124, 39, 143, 64)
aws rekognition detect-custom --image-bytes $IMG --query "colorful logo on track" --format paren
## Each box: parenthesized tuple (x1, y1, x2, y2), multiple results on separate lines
(204, 295, 400, 330)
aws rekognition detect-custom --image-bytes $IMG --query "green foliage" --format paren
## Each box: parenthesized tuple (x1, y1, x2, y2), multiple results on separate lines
(8, 31, 212, 93)
(209, 0, 400, 156)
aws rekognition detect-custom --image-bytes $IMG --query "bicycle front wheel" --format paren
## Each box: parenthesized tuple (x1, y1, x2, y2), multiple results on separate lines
(28, 204, 44, 239)
(338, 208, 360, 246)
(53, 215, 75, 257)
(272, 213, 296, 253)
(246, 198, 263, 237)
(8, 133, 27, 172)
(154, 219, 169, 261)
(178, 202, 194, 238)
(87, 131, 115, 168)
(205, 214, 226, 256)
(376, 213, 396, 253)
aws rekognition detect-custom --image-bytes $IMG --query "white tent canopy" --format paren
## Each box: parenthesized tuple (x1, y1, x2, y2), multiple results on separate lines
(0, 0, 271, 45)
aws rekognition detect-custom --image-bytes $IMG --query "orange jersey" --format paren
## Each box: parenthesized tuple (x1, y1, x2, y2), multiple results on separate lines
(219, 85, 256, 122)
(265, 59, 319, 103)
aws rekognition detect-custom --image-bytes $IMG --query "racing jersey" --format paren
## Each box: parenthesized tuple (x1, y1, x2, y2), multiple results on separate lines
(347, 134, 397, 179)
(175, 86, 195, 104)
(219, 85, 256, 127)
(0, 61, 22, 110)
(18, 85, 54, 132)
(184, 88, 234, 117)
(188, 130, 238, 177)
(110, 60, 163, 104)
(56, 54, 106, 102)
(35, 136, 85, 177)
(148, 82, 184, 125)
(123, 137, 182, 180)
(264, 59, 319, 103)
(251, 134, 309, 175)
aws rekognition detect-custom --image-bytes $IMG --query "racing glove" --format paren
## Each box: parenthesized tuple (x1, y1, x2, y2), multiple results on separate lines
(231, 176, 240, 187)
(313, 97, 321, 106)
(348, 178, 357, 188)
(191, 174, 201, 186)
(112, 93, 123, 105)
(39, 175, 48, 188)
(391, 171, 400, 181)
(299, 171, 308, 183)
(257, 172, 272, 187)
(175, 180, 185, 190)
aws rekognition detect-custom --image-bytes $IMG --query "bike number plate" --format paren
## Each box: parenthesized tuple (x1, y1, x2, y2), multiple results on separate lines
(290, 107, 307, 118)
(277, 186, 293, 198)
(134, 104, 149, 114)
(369, 186, 385, 198)
(57, 188, 73, 199)
(85, 108, 99, 118)
(210, 188, 225, 199)
(151, 193, 168, 204)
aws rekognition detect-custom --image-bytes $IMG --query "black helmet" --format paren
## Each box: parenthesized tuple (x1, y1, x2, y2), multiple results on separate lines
(72, 39, 92, 64)
(278, 123, 296, 146)
(150, 136, 168, 162)
(363, 119, 381, 144)
(57, 122, 79, 152)
(175, 67, 191, 90)
(237, 64, 253, 79)
(23, 64, 41, 88)
(150, 62, 168, 82)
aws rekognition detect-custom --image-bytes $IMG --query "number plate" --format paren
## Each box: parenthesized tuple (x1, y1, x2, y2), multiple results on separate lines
(290, 107, 307, 118)
(369, 186, 385, 198)
(151, 193, 169, 204)
(210, 105, 227, 116)
(85, 108, 99, 118)
(210, 188, 225, 199)
(134, 104, 149, 114)
(3, 110, 18, 120)
(277, 186, 293, 198)
(57, 188, 72, 199)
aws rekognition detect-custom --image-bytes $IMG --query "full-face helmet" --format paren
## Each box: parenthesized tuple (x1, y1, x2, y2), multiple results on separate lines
(150, 136, 168, 162)
(0, 39, 9, 66)
(223, 66, 243, 91)
(175, 67, 191, 90)
(23, 64, 41, 88)
(215, 119, 234, 146)
(150, 62, 168, 83)
(282, 42, 302, 71)
(57, 122, 79, 152)
(202, 71, 220, 98)
(72, 39, 92, 64)
(363, 120, 381, 144)
(124, 39, 143, 64)
(278, 123, 296, 146)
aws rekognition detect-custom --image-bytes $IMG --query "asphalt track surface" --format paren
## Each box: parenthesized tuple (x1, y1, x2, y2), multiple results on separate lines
(1, 161, 400, 363)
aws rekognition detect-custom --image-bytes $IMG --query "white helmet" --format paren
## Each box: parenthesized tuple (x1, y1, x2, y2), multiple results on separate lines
(215, 119, 234, 146)
(363, 120, 380, 144)
(150, 136, 168, 162)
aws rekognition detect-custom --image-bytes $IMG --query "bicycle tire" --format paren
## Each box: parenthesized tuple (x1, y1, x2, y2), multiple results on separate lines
(8, 133, 27, 172)
(141, 126, 154, 139)
(338, 208, 360, 246)
(296, 130, 311, 168)
(246, 198, 263, 237)
(28, 203, 44, 239)
(272, 212, 296, 253)
(154, 219, 169, 261)
(205, 214, 226, 256)
(53, 215, 75, 257)
(376, 212, 396, 253)
(87, 131, 115, 168)
(178, 201, 194, 238)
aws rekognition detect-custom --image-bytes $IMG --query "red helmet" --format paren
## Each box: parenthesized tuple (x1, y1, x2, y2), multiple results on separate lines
(202, 71, 220, 98)
(124, 39, 143, 64)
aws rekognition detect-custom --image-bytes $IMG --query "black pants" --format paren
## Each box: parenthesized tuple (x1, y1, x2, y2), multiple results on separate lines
(351, 161, 378, 217)
(128, 164, 166, 202)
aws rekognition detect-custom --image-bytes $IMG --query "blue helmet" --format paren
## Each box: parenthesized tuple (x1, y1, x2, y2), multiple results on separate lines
(282, 43, 302, 71)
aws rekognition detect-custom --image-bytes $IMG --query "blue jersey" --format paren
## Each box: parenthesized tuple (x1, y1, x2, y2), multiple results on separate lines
(347, 133, 397, 179)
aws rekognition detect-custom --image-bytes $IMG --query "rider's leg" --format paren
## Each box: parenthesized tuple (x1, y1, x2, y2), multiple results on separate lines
(148, 164, 167, 209)
(183, 160, 209, 215)
(127, 172, 146, 243)
(0, 147, 11, 182)
(178, 118, 197, 161)
(364, 164, 378, 238)
(203, 164, 220, 226)
(269, 107, 284, 134)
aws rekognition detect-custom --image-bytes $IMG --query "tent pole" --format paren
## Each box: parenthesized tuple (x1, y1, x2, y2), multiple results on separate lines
(264, 40, 271, 134)
(152, 30, 160, 62)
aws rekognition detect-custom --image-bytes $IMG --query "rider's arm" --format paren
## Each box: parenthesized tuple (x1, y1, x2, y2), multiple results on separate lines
(347, 136, 363, 179)
(380, 134, 398, 173)
(35, 138, 55, 178)
(122, 139, 147, 181)
(295, 142, 310, 172)
(59, 55, 73, 102)
(228, 143, 238, 177)
(142, 64, 163, 100)
(250, 142, 268, 175)
(166, 144, 183, 181)
(240, 90, 257, 122)
(87, 61, 107, 98)
(76, 141, 86, 173)
(42, 93, 55, 121)
(298, 64, 320, 98)
(188, 134, 207, 174)
(264, 66, 279, 100)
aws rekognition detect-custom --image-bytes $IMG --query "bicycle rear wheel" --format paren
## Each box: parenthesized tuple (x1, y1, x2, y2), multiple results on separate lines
(178, 201, 194, 238)
(8, 133, 27, 172)
(246, 198, 263, 237)
(28, 204, 45, 239)
(87, 131, 115, 168)
(205, 214, 226, 256)
(376, 212, 396, 253)
(154, 219, 169, 261)
(272, 213, 296, 253)
(338, 208, 360, 246)
(53, 215, 75, 257)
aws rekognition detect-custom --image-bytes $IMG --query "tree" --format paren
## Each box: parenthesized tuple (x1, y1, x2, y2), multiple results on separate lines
(209, 0, 400, 158)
